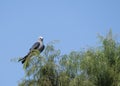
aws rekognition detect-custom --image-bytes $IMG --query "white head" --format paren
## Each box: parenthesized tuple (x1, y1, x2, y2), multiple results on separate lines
(38, 36, 44, 41)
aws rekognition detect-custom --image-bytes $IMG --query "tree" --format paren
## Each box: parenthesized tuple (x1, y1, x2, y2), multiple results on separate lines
(18, 30, 120, 86)
(80, 30, 120, 86)
(19, 43, 60, 86)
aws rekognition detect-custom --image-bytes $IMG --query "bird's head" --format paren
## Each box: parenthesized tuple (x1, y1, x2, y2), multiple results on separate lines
(38, 36, 44, 41)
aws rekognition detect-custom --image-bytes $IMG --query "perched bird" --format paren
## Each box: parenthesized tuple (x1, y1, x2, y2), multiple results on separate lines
(19, 36, 45, 64)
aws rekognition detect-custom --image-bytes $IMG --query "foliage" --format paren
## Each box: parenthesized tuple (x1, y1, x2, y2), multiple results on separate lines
(18, 30, 120, 86)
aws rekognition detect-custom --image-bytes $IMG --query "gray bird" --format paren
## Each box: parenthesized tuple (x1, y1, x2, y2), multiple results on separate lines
(19, 36, 45, 64)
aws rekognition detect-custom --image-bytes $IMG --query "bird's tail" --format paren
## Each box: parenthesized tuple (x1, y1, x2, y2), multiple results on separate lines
(18, 54, 29, 64)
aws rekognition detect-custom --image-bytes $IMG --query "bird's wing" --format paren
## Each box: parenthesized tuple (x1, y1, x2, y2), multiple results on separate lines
(30, 42, 40, 51)
(39, 45, 45, 53)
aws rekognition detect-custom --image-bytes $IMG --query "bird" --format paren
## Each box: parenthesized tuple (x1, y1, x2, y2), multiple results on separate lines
(18, 36, 45, 64)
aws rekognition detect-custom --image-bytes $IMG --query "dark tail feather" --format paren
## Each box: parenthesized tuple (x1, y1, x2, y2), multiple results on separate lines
(21, 56, 27, 64)
(18, 54, 28, 64)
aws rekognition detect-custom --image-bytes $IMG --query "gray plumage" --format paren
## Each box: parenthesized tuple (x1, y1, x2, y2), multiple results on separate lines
(19, 36, 45, 64)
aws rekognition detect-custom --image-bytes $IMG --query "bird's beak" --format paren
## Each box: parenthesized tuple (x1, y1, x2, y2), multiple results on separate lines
(39, 36, 44, 41)
(40, 38, 43, 41)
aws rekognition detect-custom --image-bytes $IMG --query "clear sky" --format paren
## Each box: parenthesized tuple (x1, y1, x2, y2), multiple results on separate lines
(0, 0, 120, 85)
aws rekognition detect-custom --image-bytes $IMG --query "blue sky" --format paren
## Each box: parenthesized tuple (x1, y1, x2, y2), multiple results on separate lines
(0, 0, 120, 85)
